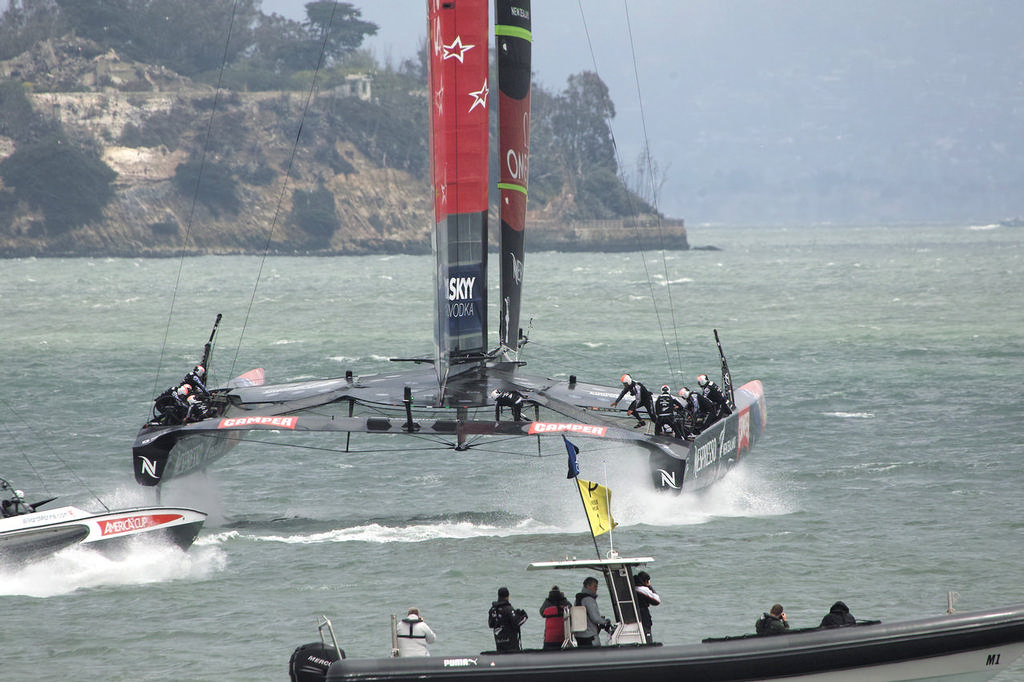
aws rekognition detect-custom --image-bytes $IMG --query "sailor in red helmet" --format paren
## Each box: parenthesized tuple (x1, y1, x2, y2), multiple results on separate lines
(611, 373, 655, 428)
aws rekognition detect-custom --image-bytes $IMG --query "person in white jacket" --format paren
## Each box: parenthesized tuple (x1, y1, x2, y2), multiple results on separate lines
(395, 607, 437, 657)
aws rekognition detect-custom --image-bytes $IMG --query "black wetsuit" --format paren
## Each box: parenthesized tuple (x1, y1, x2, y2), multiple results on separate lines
(653, 392, 683, 438)
(614, 381, 655, 426)
(702, 380, 732, 421)
(493, 390, 527, 422)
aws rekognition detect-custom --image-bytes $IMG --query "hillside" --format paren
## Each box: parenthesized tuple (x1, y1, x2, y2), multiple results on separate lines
(0, 35, 685, 257)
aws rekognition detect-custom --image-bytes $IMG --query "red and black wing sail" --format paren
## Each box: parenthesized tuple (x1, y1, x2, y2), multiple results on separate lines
(428, 0, 491, 392)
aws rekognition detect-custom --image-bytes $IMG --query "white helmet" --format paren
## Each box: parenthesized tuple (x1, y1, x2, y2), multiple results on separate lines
(490, 389, 500, 400)
(620, 373, 632, 385)
(679, 387, 691, 399)
(177, 384, 191, 396)
(697, 374, 710, 388)
(661, 384, 670, 393)
(194, 365, 205, 375)
(14, 489, 25, 501)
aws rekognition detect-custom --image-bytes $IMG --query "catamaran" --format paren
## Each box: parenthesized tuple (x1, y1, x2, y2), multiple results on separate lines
(132, 0, 765, 497)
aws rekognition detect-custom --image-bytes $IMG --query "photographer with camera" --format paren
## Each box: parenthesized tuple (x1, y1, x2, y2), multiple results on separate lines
(488, 586, 528, 652)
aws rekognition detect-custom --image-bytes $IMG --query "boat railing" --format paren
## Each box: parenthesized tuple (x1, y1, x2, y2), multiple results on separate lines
(317, 615, 340, 655)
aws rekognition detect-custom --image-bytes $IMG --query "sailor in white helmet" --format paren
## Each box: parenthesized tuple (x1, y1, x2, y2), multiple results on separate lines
(697, 373, 732, 421)
(490, 387, 528, 423)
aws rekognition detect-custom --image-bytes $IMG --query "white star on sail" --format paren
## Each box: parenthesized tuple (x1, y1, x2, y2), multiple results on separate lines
(468, 78, 488, 113)
(442, 36, 474, 62)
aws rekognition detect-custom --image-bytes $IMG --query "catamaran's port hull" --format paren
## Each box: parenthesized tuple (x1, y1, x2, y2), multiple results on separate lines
(324, 604, 1024, 682)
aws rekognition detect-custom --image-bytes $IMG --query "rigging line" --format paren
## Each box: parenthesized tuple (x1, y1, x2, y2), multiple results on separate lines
(623, 1, 684, 376)
(228, 0, 341, 379)
(151, 0, 243, 403)
(0, 398, 109, 512)
(575, 1, 677, 379)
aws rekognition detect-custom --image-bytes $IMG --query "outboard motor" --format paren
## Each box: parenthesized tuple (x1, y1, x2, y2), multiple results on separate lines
(289, 641, 342, 682)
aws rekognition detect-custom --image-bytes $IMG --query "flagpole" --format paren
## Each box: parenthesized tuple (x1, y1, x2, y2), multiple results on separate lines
(565, 435, 603, 560)
(576, 477, 603, 560)
(603, 462, 613, 557)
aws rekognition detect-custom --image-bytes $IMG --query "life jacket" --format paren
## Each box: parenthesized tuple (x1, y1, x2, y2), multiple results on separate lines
(654, 394, 676, 417)
(542, 603, 567, 643)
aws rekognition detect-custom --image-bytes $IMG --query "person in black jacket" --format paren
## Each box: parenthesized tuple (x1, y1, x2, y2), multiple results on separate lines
(697, 374, 732, 421)
(488, 586, 528, 652)
(820, 601, 857, 627)
(491, 388, 528, 423)
(611, 374, 655, 428)
(653, 385, 684, 438)
(755, 603, 789, 635)
(633, 570, 661, 642)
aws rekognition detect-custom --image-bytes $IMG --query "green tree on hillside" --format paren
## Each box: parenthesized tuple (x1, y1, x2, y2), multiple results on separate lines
(0, 134, 116, 234)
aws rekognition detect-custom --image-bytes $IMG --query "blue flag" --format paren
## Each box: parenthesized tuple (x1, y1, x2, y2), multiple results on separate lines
(564, 435, 580, 479)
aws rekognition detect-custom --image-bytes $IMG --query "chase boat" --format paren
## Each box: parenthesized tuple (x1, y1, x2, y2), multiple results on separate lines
(0, 477, 206, 565)
(290, 554, 1024, 682)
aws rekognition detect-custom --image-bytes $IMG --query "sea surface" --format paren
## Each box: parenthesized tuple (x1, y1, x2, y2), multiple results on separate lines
(2, 222, 1023, 681)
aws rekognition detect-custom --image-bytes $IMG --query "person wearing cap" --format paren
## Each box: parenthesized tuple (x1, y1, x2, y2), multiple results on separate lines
(488, 586, 528, 652)
(539, 585, 572, 649)
(395, 607, 436, 656)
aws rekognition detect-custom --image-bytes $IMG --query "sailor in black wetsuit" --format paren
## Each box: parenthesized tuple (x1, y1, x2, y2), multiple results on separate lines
(182, 364, 211, 400)
(697, 374, 732, 421)
(611, 374, 655, 428)
(678, 387, 715, 437)
(491, 388, 527, 422)
(653, 385, 684, 438)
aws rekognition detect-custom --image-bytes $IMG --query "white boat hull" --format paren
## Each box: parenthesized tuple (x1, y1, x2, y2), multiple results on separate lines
(0, 505, 206, 565)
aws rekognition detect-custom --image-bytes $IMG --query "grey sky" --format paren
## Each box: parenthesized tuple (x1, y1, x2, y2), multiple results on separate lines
(257, 1, 1024, 224)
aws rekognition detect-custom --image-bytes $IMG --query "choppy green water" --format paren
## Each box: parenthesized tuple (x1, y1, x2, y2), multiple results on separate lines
(2, 223, 1023, 680)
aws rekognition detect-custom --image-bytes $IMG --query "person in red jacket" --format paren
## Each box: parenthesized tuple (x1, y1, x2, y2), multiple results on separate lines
(539, 585, 571, 649)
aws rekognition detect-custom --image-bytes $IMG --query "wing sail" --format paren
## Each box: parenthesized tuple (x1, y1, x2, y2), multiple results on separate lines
(496, 0, 532, 353)
(429, 0, 491, 391)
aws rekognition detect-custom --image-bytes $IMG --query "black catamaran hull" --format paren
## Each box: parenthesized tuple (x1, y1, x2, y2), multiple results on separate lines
(132, 368, 764, 492)
(0, 505, 206, 565)
(321, 605, 1024, 682)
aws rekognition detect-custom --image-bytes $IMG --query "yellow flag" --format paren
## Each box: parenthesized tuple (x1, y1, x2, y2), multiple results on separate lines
(577, 478, 617, 536)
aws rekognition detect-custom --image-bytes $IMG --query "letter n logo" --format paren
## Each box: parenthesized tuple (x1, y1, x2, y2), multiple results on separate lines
(658, 469, 680, 490)
(139, 456, 159, 480)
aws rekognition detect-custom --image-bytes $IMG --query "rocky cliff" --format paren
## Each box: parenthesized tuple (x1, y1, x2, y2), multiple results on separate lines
(0, 38, 686, 257)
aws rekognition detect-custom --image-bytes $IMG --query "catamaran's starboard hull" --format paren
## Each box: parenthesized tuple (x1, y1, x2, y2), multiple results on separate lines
(322, 604, 1024, 682)
(648, 379, 766, 493)
(0, 506, 206, 565)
